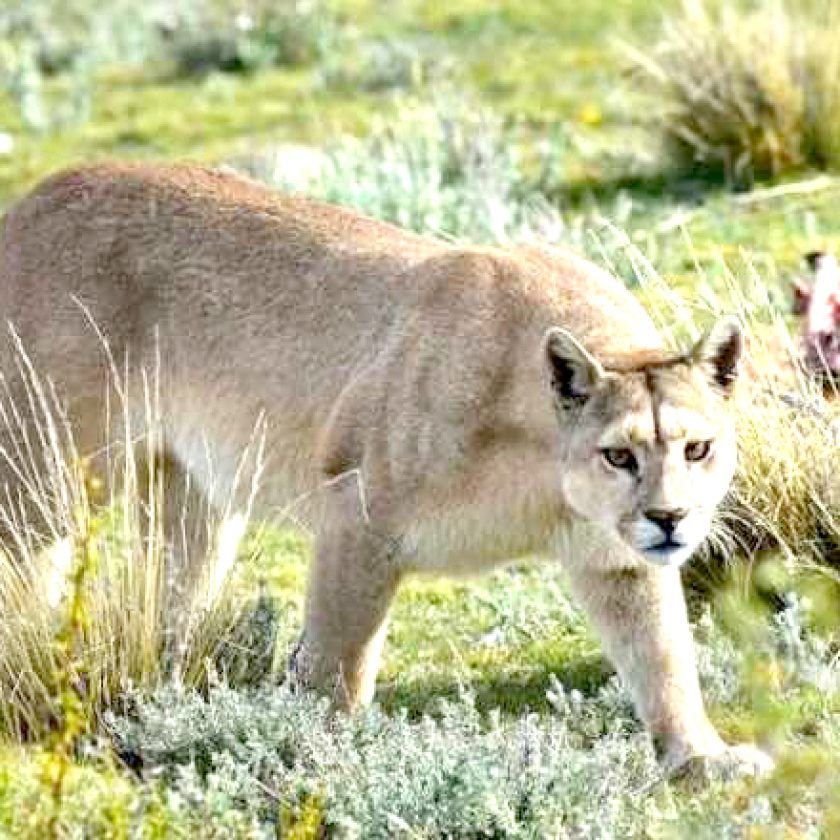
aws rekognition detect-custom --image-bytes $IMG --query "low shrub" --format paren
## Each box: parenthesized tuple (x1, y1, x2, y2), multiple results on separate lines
(162, 0, 336, 78)
(626, 0, 840, 188)
(106, 595, 840, 837)
(234, 100, 570, 245)
(317, 35, 449, 93)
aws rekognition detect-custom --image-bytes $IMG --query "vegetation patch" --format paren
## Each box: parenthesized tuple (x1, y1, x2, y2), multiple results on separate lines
(627, 0, 840, 188)
(101, 597, 839, 837)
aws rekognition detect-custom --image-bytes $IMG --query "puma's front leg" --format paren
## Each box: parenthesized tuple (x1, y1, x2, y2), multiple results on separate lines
(291, 480, 401, 710)
(565, 550, 772, 776)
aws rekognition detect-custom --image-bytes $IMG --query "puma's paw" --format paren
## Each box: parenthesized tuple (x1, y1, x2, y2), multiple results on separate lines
(668, 743, 774, 786)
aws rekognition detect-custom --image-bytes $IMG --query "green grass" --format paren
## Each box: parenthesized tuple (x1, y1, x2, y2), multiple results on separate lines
(4, 0, 839, 276)
(0, 0, 668, 203)
(241, 528, 609, 718)
(0, 66, 386, 199)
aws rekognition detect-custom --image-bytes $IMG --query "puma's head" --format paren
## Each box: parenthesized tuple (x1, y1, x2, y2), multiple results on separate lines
(545, 321, 742, 567)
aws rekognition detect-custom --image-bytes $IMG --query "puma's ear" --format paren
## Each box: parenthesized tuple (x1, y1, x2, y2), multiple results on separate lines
(692, 318, 743, 397)
(804, 250, 836, 272)
(544, 327, 605, 409)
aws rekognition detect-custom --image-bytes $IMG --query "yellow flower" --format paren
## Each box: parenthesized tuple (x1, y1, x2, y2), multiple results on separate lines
(577, 103, 603, 126)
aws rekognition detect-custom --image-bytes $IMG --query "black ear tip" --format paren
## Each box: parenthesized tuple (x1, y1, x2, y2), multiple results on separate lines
(697, 318, 743, 396)
(544, 327, 566, 355)
(706, 318, 742, 355)
(804, 251, 825, 270)
(804, 250, 837, 272)
(544, 327, 581, 358)
(544, 327, 603, 409)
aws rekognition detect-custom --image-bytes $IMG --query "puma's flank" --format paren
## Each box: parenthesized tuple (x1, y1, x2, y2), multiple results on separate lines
(0, 162, 771, 775)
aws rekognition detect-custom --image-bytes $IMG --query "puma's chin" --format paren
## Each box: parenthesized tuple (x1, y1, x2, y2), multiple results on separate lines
(620, 517, 708, 568)
(603, 522, 700, 568)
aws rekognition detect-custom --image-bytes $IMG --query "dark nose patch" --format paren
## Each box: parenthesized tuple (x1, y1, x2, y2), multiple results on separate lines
(645, 508, 688, 537)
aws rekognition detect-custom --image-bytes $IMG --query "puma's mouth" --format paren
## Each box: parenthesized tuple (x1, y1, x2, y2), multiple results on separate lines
(640, 537, 693, 567)
(648, 537, 685, 554)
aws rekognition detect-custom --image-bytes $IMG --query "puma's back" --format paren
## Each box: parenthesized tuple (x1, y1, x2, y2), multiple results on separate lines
(0, 162, 439, 410)
(0, 161, 663, 527)
(0, 163, 448, 513)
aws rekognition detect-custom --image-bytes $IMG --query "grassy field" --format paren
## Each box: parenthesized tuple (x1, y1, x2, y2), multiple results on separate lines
(0, 0, 839, 836)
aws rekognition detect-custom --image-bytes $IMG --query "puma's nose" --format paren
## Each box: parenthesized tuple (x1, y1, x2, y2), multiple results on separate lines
(645, 508, 688, 537)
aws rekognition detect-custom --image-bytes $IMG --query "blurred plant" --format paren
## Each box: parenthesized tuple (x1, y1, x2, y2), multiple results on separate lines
(0, 31, 91, 131)
(0, 0, 166, 130)
(161, 0, 337, 77)
(0, 0, 339, 128)
(236, 99, 571, 245)
(318, 35, 450, 93)
(38, 467, 100, 838)
(0, 330, 279, 742)
(626, 0, 840, 188)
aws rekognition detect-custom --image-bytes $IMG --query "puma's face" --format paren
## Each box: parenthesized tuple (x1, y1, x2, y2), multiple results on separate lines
(545, 321, 742, 567)
(558, 378, 737, 567)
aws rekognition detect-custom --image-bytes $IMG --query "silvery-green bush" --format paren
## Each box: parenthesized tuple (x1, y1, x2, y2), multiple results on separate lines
(107, 598, 840, 837)
(317, 35, 450, 93)
(161, 0, 336, 77)
(0, 0, 337, 128)
(111, 684, 659, 838)
(236, 101, 571, 247)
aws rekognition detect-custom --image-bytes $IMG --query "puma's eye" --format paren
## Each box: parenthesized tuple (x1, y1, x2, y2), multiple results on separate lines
(685, 440, 713, 462)
(601, 447, 638, 472)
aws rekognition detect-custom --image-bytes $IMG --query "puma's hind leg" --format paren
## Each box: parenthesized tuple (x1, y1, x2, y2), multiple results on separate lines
(131, 445, 246, 676)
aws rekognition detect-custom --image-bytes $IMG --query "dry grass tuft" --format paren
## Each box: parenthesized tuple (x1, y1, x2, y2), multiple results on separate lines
(626, 0, 840, 187)
(723, 354, 840, 577)
(0, 333, 272, 742)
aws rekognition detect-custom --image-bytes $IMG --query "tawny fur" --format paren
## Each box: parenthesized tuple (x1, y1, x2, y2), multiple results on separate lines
(0, 162, 770, 775)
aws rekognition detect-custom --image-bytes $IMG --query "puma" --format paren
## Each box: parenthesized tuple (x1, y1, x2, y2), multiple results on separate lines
(0, 162, 771, 775)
